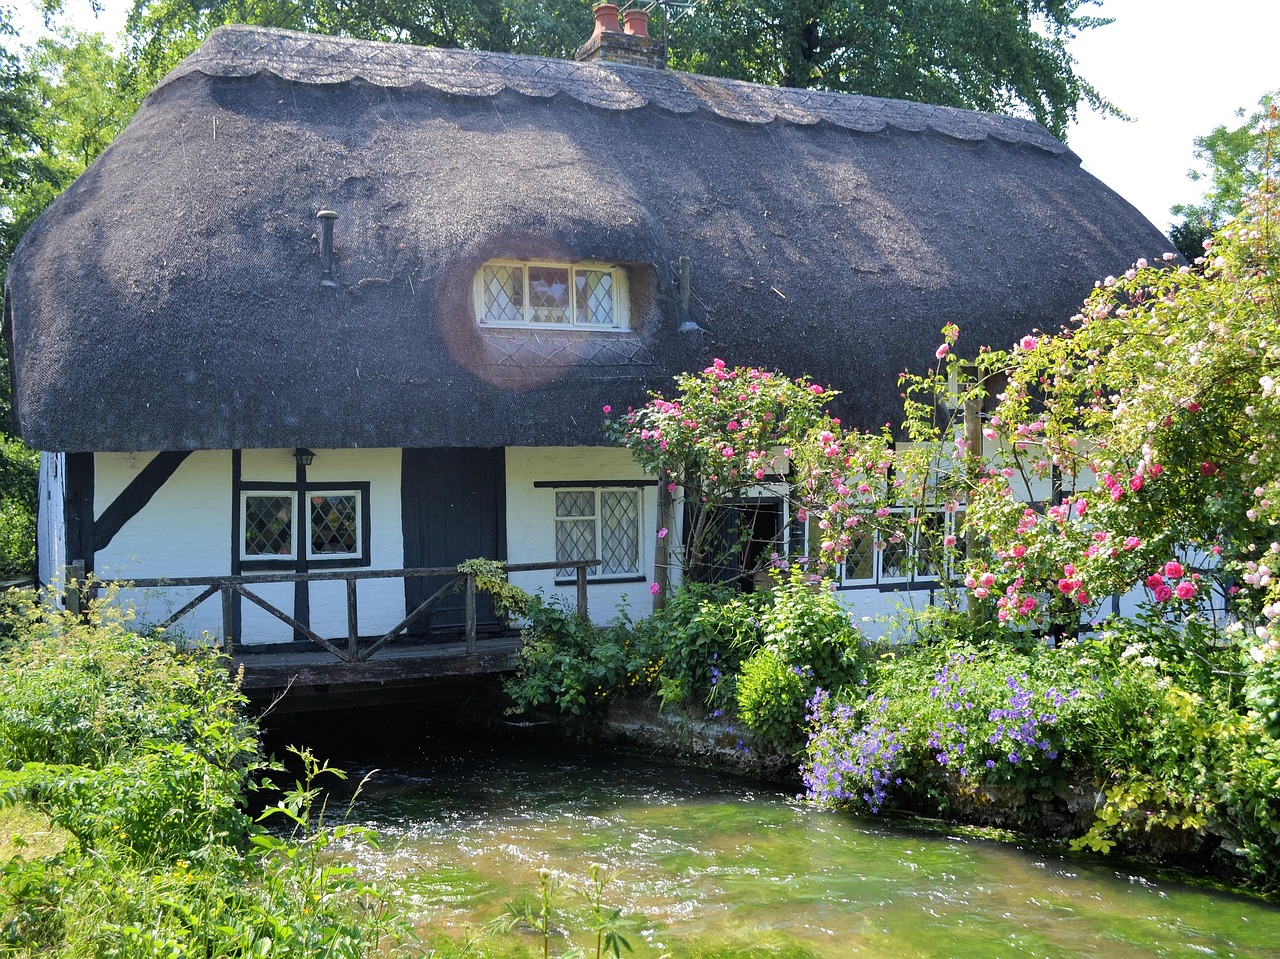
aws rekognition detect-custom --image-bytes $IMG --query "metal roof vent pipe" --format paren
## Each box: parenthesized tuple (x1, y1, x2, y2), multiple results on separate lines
(316, 210, 339, 288)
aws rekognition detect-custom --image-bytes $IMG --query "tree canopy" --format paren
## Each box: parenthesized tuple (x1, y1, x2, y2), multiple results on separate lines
(1170, 91, 1277, 260)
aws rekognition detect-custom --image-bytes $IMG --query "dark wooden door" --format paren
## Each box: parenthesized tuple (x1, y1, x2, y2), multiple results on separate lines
(401, 448, 506, 637)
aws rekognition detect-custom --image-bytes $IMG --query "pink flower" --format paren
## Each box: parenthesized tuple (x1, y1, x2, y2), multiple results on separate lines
(1129, 475, 1143, 492)
(935, 343, 950, 360)
(1148, 463, 1164, 477)
(1019, 335, 1038, 351)
(1123, 536, 1141, 550)
(649, 582, 661, 596)
(1063, 563, 1076, 577)
(602, 405, 612, 414)
(667, 482, 677, 493)
(974, 587, 990, 599)
(808, 384, 824, 395)
(1153, 584, 1174, 603)
(658, 527, 668, 539)
(1146, 574, 1165, 590)
(943, 534, 957, 548)
(722, 447, 735, 458)
(1175, 582, 1197, 600)
(1164, 561, 1184, 579)
(1200, 462, 1218, 477)
(1010, 544, 1026, 558)
(979, 572, 996, 588)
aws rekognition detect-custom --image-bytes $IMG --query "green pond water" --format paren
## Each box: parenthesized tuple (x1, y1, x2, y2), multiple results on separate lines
(315, 737, 1280, 959)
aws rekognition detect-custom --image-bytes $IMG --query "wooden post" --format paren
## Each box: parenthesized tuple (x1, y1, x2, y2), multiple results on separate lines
(576, 565, 589, 622)
(964, 396, 984, 624)
(346, 578, 360, 660)
(465, 574, 477, 654)
(220, 584, 235, 647)
(65, 560, 85, 616)
(654, 480, 671, 611)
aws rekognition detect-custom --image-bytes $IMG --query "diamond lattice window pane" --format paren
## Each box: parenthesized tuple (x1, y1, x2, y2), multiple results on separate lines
(881, 535, 911, 581)
(556, 519, 597, 577)
(556, 491, 595, 518)
(310, 494, 358, 555)
(244, 495, 294, 557)
(575, 270, 615, 325)
(844, 530, 875, 581)
(914, 510, 944, 577)
(528, 266, 570, 324)
(600, 491, 639, 575)
(482, 264, 524, 324)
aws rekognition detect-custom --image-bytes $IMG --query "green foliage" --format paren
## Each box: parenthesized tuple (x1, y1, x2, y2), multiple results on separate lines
(458, 557, 533, 619)
(0, 589, 417, 956)
(735, 646, 807, 750)
(1171, 92, 1277, 252)
(664, 0, 1116, 139)
(631, 582, 765, 708)
(727, 569, 866, 750)
(504, 597, 656, 720)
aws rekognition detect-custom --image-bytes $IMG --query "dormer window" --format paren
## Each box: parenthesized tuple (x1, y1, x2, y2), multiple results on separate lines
(475, 260, 629, 330)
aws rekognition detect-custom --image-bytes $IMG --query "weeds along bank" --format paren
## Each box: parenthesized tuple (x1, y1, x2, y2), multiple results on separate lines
(503, 576, 1280, 897)
(0, 589, 413, 958)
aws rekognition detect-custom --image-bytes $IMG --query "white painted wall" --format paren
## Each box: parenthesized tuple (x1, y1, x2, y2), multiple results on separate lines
(94, 448, 407, 646)
(36, 452, 66, 590)
(95, 450, 232, 640)
(505, 446, 658, 625)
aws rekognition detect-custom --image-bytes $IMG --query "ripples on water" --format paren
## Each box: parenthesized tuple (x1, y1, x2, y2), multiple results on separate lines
(274, 718, 1280, 959)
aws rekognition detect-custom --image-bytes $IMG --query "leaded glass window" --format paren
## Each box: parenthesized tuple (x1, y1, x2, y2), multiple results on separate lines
(475, 261, 625, 329)
(310, 493, 358, 557)
(554, 488, 642, 579)
(840, 507, 958, 588)
(243, 494, 295, 558)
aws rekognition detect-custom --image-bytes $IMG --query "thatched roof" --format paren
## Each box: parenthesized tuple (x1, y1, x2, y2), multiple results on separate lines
(5, 25, 1173, 453)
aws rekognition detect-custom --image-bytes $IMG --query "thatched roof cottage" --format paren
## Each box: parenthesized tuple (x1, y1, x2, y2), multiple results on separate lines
(4, 17, 1172, 646)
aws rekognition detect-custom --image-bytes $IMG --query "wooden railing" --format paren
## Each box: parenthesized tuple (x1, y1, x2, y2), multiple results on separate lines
(92, 560, 599, 664)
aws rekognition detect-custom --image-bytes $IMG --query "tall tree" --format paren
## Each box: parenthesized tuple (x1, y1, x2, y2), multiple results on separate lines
(1170, 91, 1277, 261)
(662, 0, 1116, 139)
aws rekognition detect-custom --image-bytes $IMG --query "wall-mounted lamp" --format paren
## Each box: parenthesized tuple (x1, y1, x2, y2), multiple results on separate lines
(294, 448, 315, 468)
(316, 210, 339, 288)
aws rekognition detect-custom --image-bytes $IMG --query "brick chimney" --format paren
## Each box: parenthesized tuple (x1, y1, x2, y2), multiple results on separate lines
(575, 3, 666, 69)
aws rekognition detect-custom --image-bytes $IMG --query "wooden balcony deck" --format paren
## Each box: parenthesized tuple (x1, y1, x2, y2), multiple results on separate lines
(231, 634, 524, 713)
(82, 557, 594, 714)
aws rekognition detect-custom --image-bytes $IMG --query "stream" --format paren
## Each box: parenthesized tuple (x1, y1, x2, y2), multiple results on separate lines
(276, 714, 1280, 959)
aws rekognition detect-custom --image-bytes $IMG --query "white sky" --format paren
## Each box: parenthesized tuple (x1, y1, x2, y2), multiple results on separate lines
(12, 0, 1278, 232)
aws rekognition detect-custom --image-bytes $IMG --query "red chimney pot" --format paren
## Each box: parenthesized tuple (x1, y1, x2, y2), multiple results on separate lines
(591, 3, 622, 37)
(622, 8, 650, 38)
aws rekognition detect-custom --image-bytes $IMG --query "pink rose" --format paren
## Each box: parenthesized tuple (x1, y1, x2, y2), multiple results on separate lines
(1175, 582, 1196, 600)
(1129, 475, 1143, 492)
(809, 384, 824, 395)
(979, 572, 996, 588)
(1164, 561, 1184, 579)
(649, 582, 660, 596)
(1123, 536, 1141, 550)
(1153, 584, 1173, 603)
(602, 405, 612, 414)
(1145, 574, 1165, 590)
(1148, 463, 1163, 477)
(935, 343, 950, 360)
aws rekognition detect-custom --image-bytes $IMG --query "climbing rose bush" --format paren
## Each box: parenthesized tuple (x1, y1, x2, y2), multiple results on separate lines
(956, 174, 1280, 651)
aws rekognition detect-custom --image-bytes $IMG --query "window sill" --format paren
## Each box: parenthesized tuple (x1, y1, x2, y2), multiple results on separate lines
(554, 575, 647, 587)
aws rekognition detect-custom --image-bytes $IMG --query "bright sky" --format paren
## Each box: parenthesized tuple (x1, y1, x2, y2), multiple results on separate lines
(13, 0, 1278, 233)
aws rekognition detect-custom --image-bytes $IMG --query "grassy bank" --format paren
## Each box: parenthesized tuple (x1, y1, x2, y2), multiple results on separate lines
(0, 588, 412, 957)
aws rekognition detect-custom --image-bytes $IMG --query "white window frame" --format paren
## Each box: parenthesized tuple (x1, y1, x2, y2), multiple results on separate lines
(240, 490, 298, 562)
(553, 487, 644, 582)
(304, 488, 363, 562)
(840, 506, 960, 589)
(240, 485, 369, 566)
(474, 259, 630, 330)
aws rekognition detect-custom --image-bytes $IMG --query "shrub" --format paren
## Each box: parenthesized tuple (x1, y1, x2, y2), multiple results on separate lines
(734, 568, 867, 750)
